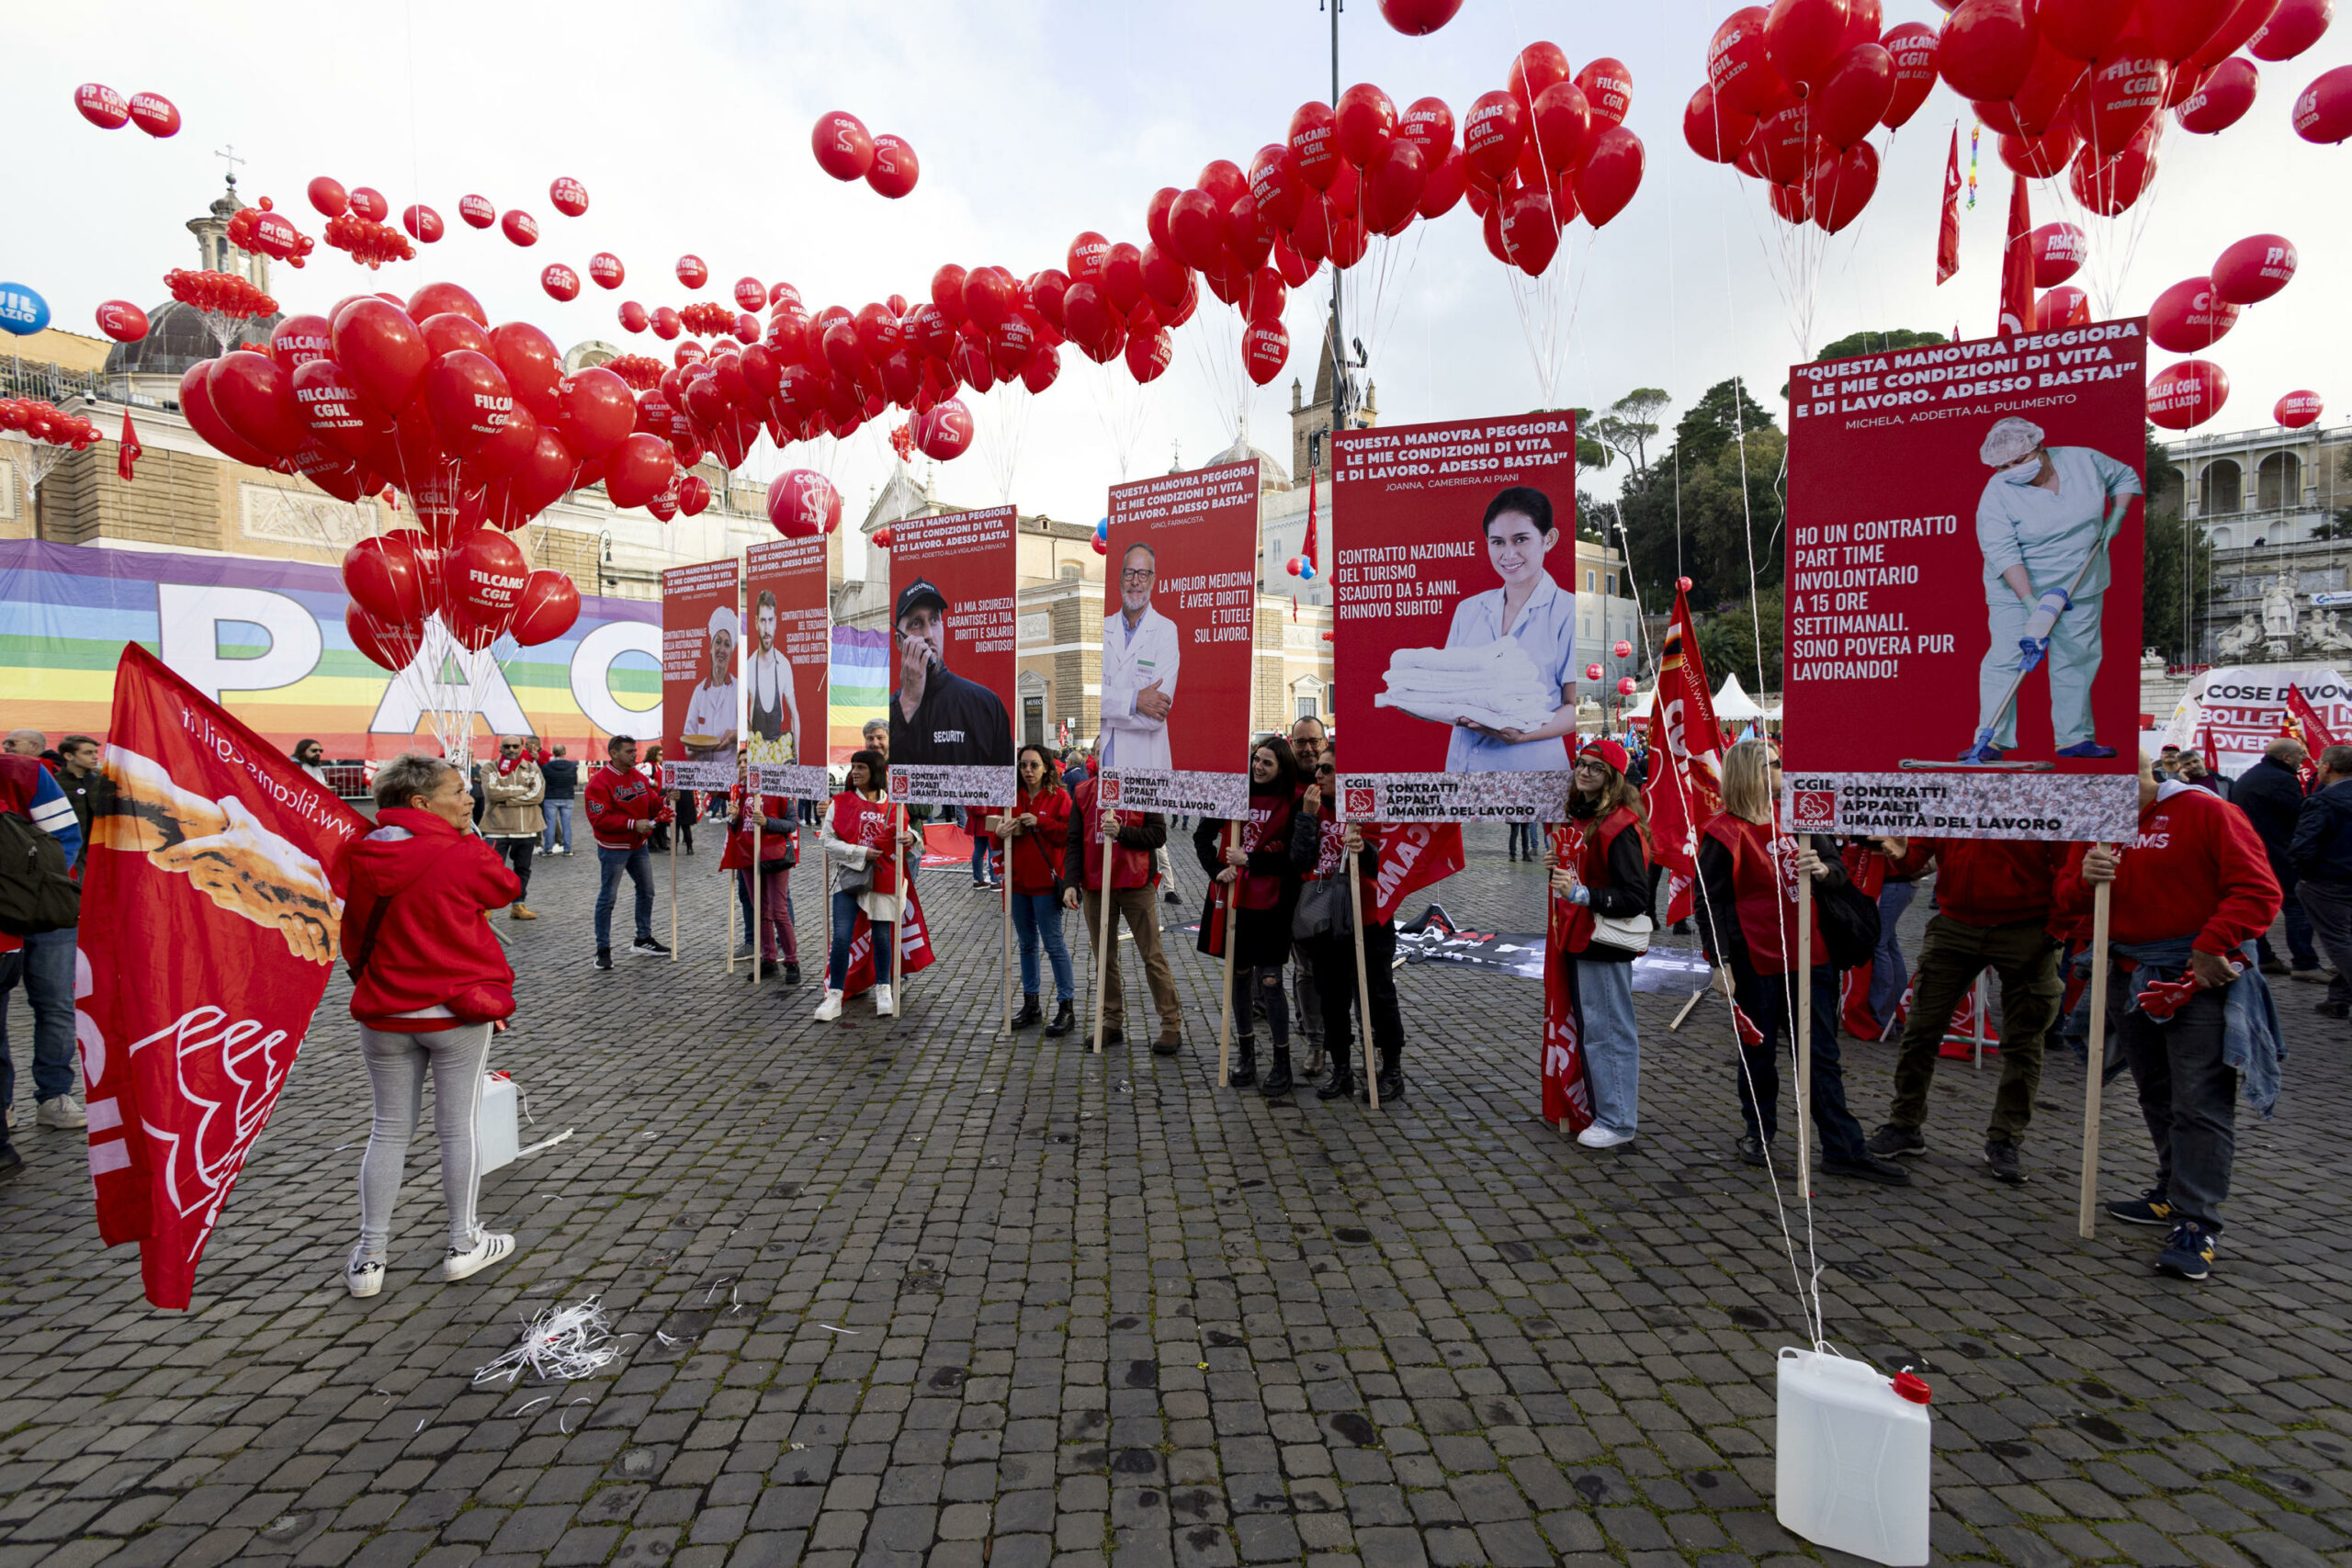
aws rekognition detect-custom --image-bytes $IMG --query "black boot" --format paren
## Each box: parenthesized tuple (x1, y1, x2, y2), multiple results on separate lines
(1228, 1037, 1258, 1088)
(1260, 1047, 1294, 1097)
(1012, 993, 1043, 1030)
(1317, 1042, 1356, 1100)
(1374, 1043, 1405, 1104)
(1043, 998, 1076, 1037)
(783, 962, 801, 986)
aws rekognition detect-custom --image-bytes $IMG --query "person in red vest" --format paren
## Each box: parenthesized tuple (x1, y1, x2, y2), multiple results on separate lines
(1001, 745, 1077, 1036)
(583, 734, 672, 971)
(1194, 739, 1306, 1092)
(1061, 771, 1180, 1053)
(1865, 836, 2073, 1184)
(2056, 752, 2282, 1282)
(1694, 739, 1909, 1183)
(1550, 738, 1652, 1148)
(720, 753, 798, 984)
(1288, 756, 1410, 1104)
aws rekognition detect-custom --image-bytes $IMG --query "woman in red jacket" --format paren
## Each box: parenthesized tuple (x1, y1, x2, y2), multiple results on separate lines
(339, 753, 522, 1300)
(721, 752, 799, 983)
(1000, 744, 1076, 1033)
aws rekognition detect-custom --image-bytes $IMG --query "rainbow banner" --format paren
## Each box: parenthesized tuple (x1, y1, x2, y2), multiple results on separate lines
(0, 539, 660, 759)
(829, 626, 888, 764)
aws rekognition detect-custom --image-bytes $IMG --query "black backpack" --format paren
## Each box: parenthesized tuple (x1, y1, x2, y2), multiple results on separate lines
(0, 811, 80, 936)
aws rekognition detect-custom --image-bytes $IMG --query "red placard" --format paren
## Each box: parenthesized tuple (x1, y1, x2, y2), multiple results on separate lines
(1099, 460, 1260, 818)
(1781, 320, 2147, 840)
(888, 504, 1017, 806)
(1331, 412, 1582, 822)
(661, 559, 741, 790)
(744, 536, 831, 801)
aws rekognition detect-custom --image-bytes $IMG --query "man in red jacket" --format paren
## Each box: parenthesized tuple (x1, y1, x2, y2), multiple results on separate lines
(2058, 754, 2282, 1281)
(1867, 837, 2073, 1184)
(1061, 777, 1180, 1052)
(584, 735, 672, 970)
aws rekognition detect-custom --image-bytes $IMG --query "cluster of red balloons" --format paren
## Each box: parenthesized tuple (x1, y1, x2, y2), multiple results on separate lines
(74, 85, 178, 137)
(226, 199, 314, 267)
(0, 400, 101, 449)
(810, 112, 920, 198)
(601, 354, 667, 390)
(322, 210, 417, 270)
(676, 300, 752, 338)
(1689, 5, 1931, 233)
(1453, 45, 1649, 273)
(164, 268, 277, 319)
(2148, 231, 2296, 352)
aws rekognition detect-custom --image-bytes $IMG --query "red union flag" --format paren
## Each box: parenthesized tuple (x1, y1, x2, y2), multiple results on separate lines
(80, 644, 366, 1310)
(1541, 822, 1593, 1134)
(1367, 822, 1465, 925)
(1641, 589, 1724, 925)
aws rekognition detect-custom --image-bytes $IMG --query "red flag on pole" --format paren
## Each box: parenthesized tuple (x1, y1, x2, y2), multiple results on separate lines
(1366, 821, 1465, 924)
(1936, 126, 1962, 286)
(1996, 173, 2035, 335)
(1640, 587, 1725, 926)
(118, 409, 142, 481)
(80, 644, 367, 1310)
(2286, 682, 2339, 750)
(1541, 822, 1595, 1134)
(1296, 469, 1319, 623)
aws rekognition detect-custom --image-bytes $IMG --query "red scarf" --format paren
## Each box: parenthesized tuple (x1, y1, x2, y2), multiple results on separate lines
(497, 755, 520, 776)
(831, 790, 899, 897)
(1542, 855, 1594, 1134)
(1237, 786, 1295, 911)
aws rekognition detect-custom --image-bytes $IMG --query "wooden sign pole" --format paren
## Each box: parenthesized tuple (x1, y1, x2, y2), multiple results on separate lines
(2077, 878, 2113, 1240)
(1091, 809, 1116, 1055)
(1794, 871, 1815, 1202)
(1217, 822, 1238, 1087)
(890, 806, 906, 1008)
(1348, 842, 1378, 1111)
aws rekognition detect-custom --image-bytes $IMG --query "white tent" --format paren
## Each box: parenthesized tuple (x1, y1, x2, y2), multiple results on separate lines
(1713, 673, 1763, 722)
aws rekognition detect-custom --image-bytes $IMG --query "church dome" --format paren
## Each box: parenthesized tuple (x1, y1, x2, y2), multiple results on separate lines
(101, 300, 283, 387)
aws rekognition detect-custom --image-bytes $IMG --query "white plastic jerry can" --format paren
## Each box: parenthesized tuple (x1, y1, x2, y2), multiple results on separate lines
(1775, 1347, 1934, 1567)
(478, 1072, 520, 1176)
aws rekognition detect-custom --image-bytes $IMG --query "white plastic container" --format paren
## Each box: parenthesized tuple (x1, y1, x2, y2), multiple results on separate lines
(478, 1073, 519, 1176)
(1775, 1347, 1932, 1567)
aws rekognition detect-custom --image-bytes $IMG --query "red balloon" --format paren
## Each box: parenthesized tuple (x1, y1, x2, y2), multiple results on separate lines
(1167, 189, 1226, 271)
(508, 570, 581, 647)
(1939, 0, 2040, 100)
(1767, 0, 1855, 90)
(1683, 84, 1758, 163)
(2069, 126, 2161, 213)
(916, 399, 975, 460)
(652, 307, 682, 340)
(964, 267, 1015, 331)
(549, 177, 590, 218)
(1880, 22, 1941, 126)
(95, 300, 150, 343)
(123, 91, 178, 137)
(425, 350, 516, 455)
(488, 322, 564, 422)
(867, 134, 919, 197)
(2001, 121, 2083, 176)
(1493, 187, 1561, 276)
(1066, 231, 1111, 283)
(2212, 232, 2297, 303)
(1360, 140, 1428, 233)
(930, 263, 968, 326)
(2177, 55, 2260, 130)
(1092, 243, 1144, 315)
(766, 469, 841, 537)
(1574, 126, 1645, 228)
(675, 473, 712, 517)
(1417, 148, 1469, 220)
(420, 313, 492, 364)
(1577, 60, 1633, 129)
(672, 255, 707, 290)
(2276, 389, 2324, 427)
(347, 603, 423, 672)
(1244, 321, 1290, 386)
(1530, 82, 1592, 173)
(2040, 0, 2136, 60)
(541, 264, 581, 302)
(2148, 358, 2230, 428)
(1199, 158, 1249, 212)
(1250, 144, 1308, 230)
(1022, 343, 1062, 394)
(2036, 285, 2093, 329)
(448, 527, 528, 632)
(2030, 220, 2089, 286)
(75, 83, 130, 130)
(491, 428, 579, 528)
(1815, 43, 1896, 146)
(406, 281, 485, 329)
(1288, 101, 1341, 190)
(1376, 0, 1462, 33)
(307, 176, 350, 218)
(2137, 0, 2233, 58)
(559, 367, 637, 457)
(343, 533, 426, 624)
(501, 209, 539, 247)
(2077, 39, 2172, 152)
(402, 205, 444, 243)
(1507, 41, 1573, 111)
(340, 186, 384, 221)
(209, 353, 310, 458)
(178, 362, 274, 467)
(1752, 104, 1819, 183)
(2252, 0, 2332, 58)
(582, 254, 623, 293)
(2149, 276, 2241, 352)
(465, 397, 540, 486)
(1145, 187, 1182, 252)
(1336, 83, 1398, 167)
(602, 432, 678, 509)
(1767, 179, 1812, 224)
(2292, 65, 2352, 141)
(293, 358, 388, 459)
(332, 299, 429, 414)
(1711, 7, 1791, 115)
(458, 195, 495, 229)
(813, 111, 876, 179)
(1810, 140, 1879, 231)
(618, 301, 650, 333)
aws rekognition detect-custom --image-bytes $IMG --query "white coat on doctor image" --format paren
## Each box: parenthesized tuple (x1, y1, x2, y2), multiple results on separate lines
(1099, 541, 1181, 770)
(1967, 415, 2142, 762)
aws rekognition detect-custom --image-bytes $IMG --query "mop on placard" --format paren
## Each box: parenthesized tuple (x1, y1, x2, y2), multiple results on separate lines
(1901, 492, 2131, 773)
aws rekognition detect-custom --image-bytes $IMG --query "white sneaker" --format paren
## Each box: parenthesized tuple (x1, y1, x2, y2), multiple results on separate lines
(37, 1096, 86, 1130)
(813, 989, 843, 1021)
(346, 1255, 385, 1299)
(440, 1229, 515, 1282)
(1577, 1123, 1637, 1149)
(875, 985, 896, 1017)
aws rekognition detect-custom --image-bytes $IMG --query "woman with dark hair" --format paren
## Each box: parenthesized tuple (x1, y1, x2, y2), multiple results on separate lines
(1387, 485, 1580, 773)
(815, 749, 915, 1021)
(1194, 737, 1306, 1094)
(1550, 739, 1652, 1148)
(1001, 743, 1077, 1033)
(722, 750, 799, 984)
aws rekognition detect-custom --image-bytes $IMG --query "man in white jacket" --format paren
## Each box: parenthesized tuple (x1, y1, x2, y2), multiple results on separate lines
(1099, 543, 1181, 771)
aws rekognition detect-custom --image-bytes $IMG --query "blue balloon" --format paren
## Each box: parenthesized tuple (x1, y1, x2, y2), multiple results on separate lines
(0, 283, 51, 337)
(1299, 562, 1317, 581)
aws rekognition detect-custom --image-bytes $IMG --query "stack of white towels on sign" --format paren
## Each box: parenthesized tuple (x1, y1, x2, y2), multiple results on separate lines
(1374, 640, 1561, 732)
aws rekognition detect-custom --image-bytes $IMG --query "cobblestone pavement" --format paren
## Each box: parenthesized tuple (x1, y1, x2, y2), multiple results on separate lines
(5, 825, 2350, 1568)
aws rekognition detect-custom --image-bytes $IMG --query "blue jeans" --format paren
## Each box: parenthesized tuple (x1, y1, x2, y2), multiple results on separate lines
(1010, 892, 1075, 1000)
(1576, 957, 1639, 1134)
(1729, 965, 1869, 1163)
(827, 889, 892, 992)
(595, 844, 654, 949)
(2259, 871, 2320, 971)
(1868, 880, 1915, 1030)
(541, 800, 571, 853)
(1509, 822, 1539, 859)
(970, 835, 998, 883)
(0, 928, 80, 1110)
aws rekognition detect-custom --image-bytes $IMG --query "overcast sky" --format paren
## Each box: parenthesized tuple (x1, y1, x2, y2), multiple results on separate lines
(14, 1, 2348, 545)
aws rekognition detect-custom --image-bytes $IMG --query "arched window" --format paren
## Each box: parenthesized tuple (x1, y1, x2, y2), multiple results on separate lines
(2199, 459, 2242, 514)
(2257, 452, 2301, 511)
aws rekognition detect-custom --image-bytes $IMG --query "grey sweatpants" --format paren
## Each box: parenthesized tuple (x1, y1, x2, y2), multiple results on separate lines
(356, 1021, 495, 1261)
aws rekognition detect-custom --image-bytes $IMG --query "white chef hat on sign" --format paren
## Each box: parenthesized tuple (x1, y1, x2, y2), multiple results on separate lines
(707, 605, 739, 642)
(1978, 416, 2045, 467)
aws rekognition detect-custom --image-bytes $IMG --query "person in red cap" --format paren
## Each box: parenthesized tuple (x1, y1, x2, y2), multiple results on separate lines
(1549, 738, 1652, 1148)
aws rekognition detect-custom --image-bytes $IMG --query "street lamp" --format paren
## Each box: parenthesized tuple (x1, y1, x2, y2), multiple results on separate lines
(594, 529, 613, 598)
